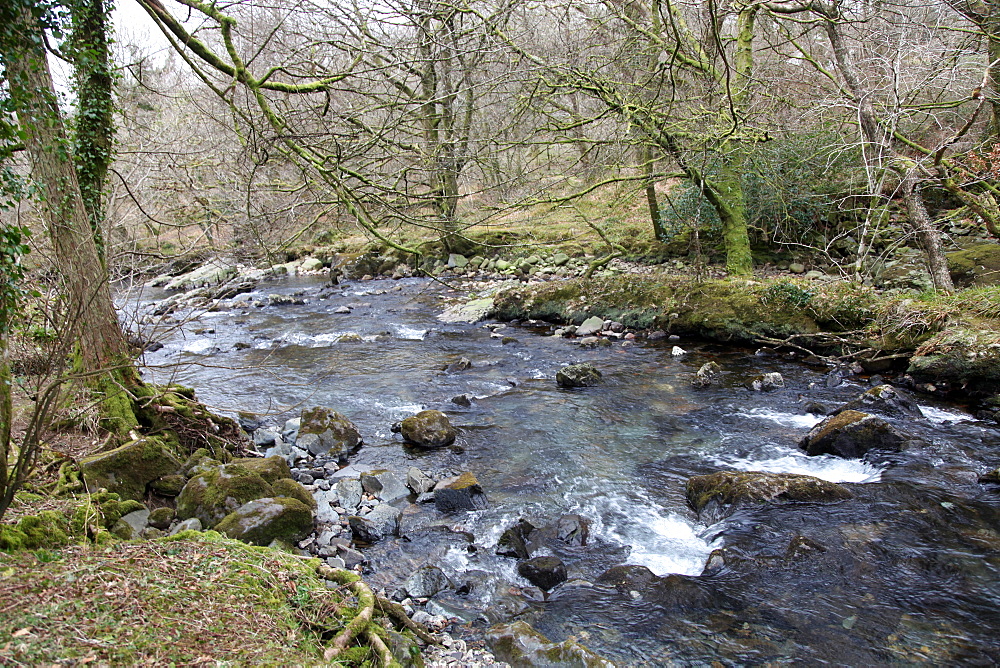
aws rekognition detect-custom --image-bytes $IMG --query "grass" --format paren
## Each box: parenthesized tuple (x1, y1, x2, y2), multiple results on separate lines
(0, 533, 353, 665)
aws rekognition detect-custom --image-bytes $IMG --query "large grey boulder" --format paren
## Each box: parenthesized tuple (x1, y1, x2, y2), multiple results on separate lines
(215, 497, 314, 546)
(349, 504, 402, 543)
(575, 316, 605, 337)
(400, 410, 457, 447)
(297, 407, 362, 457)
(556, 363, 602, 388)
(800, 410, 910, 459)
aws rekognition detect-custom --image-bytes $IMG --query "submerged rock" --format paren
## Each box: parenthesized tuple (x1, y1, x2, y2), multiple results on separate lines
(486, 621, 614, 668)
(400, 410, 457, 447)
(555, 514, 590, 546)
(686, 471, 853, 522)
(517, 556, 567, 591)
(800, 410, 910, 459)
(434, 472, 488, 512)
(836, 384, 923, 419)
(556, 363, 603, 388)
(296, 406, 362, 458)
(692, 361, 721, 388)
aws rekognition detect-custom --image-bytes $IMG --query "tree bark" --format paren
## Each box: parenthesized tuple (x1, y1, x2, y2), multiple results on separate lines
(900, 168, 955, 293)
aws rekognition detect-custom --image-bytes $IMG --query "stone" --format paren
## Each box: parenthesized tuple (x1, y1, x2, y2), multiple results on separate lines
(360, 470, 410, 503)
(400, 410, 457, 447)
(750, 372, 785, 391)
(296, 406, 362, 458)
(517, 556, 567, 591)
(149, 474, 186, 496)
(114, 509, 150, 539)
(168, 517, 203, 536)
(451, 393, 473, 407)
(671, 346, 687, 356)
(300, 257, 323, 272)
(836, 384, 924, 419)
(349, 504, 402, 543)
(282, 418, 300, 444)
(686, 471, 853, 523)
(496, 519, 535, 559)
(148, 507, 175, 530)
(555, 514, 590, 546)
(253, 429, 281, 449)
(692, 361, 721, 388)
(789, 262, 806, 274)
(215, 497, 314, 546)
(406, 467, 436, 495)
(800, 410, 911, 459)
(230, 456, 292, 484)
(175, 463, 274, 528)
(576, 316, 605, 337)
(448, 253, 469, 269)
(271, 478, 316, 509)
(238, 412, 265, 432)
(444, 357, 473, 372)
(314, 490, 341, 524)
(556, 363, 602, 388)
(336, 478, 363, 512)
(334, 305, 351, 314)
(404, 565, 451, 599)
(338, 545, 366, 569)
(434, 472, 488, 512)
(552, 252, 571, 267)
(80, 438, 183, 501)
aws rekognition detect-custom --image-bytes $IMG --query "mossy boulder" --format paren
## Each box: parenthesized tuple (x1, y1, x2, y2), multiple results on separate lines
(686, 471, 853, 522)
(148, 507, 175, 530)
(947, 243, 1000, 287)
(434, 472, 488, 512)
(0, 511, 72, 551)
(836, 384, 923, 419)
(230, 456, 292, 484)
(907, 327, 1000, 395)
(149, 474, 186, 496)
(80, 437, 184, 501)
(800, 410, 910, 459)
(175, 463, 274, 528)
(297, 406, 362, 457)
(400, 410, 457, 447)
(215, 497, 314, 546)
(271, 478, 317, 509)
(486, 621, 614, 668)
(556, 363, 602, 388)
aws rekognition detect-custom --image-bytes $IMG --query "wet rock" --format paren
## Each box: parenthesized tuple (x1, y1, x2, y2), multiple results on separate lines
(349, 504, 401, 543)
(692, 361, 721, 388)
(517, 556, 567, 591)
(750, 372, 784, 391)
(80, 438, 183, 501)
(978, 468, 1000, 484)
(444, 357, 473, 372)
(238, 411, 265, 432)
(451, 393, 473, 407)
(403, 564, 451, 598)
(576, 316, 605, 337)
(360, 470, 410, 503)
(215, 497, 314, 546)
(595, 564, 658, 592)
(686, 471, 853, 522)
(406, 467, 436, 495)
(434, 472, 488, 512)
(253, 429, 281, 449)
(400, 410, 457, 447)
(496, 519, 535, 559)
(176, 463, 275, 528)
(836, 384, 924, 419)
(487, 621, 615, 668)
(785, 535, 827, 560)
(800, 410, 910, 459)
(296, 406, 362, 458)
(672, 346, 687, 356)
(556, 362, 602, 388)
(336, 477, 363, 512)
(596, 566, 735, 611)
(338, 545, 366, 569)
(647, 330, 668, 341)
(555, 514, 590, 546)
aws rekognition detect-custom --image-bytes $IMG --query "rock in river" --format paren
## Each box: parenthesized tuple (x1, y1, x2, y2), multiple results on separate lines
(556, 362, 602, 388)
(434, 472, 488, 512)
(400, 409, 457, 447)
(296, 406, 362, 457)
(349, 504, 402, 543)
(517, 556, 567, 591)
(836, 384, 924, 419)
(799, 409, 910, 459)
(686, 470, 853, 523)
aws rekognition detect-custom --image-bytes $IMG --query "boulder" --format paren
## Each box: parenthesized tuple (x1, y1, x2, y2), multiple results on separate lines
(300, 257, 324, 272)
(112, 508, 150, 539)
(349, 504, 402, 543)
(836, 384, 923, 419)
(434, 472, 488, 512)
(149, 474, 186, 497)
(686, 471, 853, 523)
(556, 363, 602, 388)
(496, 519, 535, 559)
(296, 407, 362, 457)
(360, 470, 410, 503)
(800, 410, 910, 459)
(406, 467, 436, 495)
(400, 410, 457, 447)
(168, 517, 203, 536)
(749, 372, 784, 391)
(517, 556, 567, 591)
(271, 478, 317, 509)
(230, 456, 292, 484)
(147, 507, 175, 530)
(175, 463, 274, 528)
(486, 621, 614, 668)
(575, 316, 605, 337)
(555, 514, 590, 546)
(403, 565, 451, 599)
(692, 361, 721, 388)
(215, 497, 314, 546)
(336, 477, 363, 512)
(80, 437, 183, 501)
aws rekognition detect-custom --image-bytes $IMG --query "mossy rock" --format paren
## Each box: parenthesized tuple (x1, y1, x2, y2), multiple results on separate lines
(434, 472, 488, 512)
(947, 243, 1000, 287)
(149, 474, 186, 496)
(230, 456, 292, 485)
(148, 507, 175, 530)
(686, 471, 853, 522)
(271, 478, 317, 509)
(907, 328, 1000, 395)
(175, 464, 274, 529)
(486, 621, 614, 668)
(80, 438, 184, 501)
(215, 497, 314, 546)
(400, 410, 457, 447)
(799, 410, 910, 459)
(297, 407, 362, 457)
(0, 511, 71, 552)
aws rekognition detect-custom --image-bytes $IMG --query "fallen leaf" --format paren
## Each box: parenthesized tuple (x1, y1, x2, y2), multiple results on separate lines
(12, 628, 32, 638)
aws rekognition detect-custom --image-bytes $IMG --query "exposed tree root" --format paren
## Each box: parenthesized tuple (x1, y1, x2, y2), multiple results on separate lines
(375, 594, 441, 646)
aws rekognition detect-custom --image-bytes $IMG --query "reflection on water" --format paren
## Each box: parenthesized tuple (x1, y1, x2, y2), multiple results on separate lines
(134, 276, 1000, 664)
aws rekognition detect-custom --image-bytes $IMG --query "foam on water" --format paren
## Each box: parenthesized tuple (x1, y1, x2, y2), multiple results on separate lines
(181, 338, 217, 354)
(736, 408, 825, 429)
(921, 405, 975, 424)
(711, 444, 883, 483)
(393, 324, 428, 340)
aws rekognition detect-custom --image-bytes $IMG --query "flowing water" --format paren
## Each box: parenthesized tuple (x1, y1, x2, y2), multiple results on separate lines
(134, 276, 1000, 665)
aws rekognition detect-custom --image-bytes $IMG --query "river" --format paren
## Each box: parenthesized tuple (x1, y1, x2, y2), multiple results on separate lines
(134, 275, 1000, 665)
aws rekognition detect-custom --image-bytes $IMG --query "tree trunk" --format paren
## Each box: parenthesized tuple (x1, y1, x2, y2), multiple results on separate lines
(5, 8, 140, 435)
(900, 169, 955, 293)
